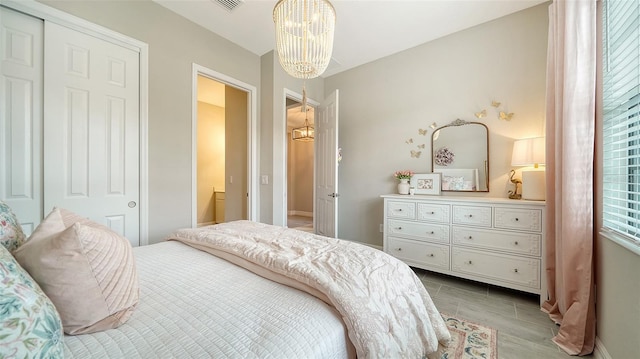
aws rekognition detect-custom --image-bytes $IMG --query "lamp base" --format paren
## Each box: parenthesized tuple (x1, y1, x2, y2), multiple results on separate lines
(522, 169, 545, 201)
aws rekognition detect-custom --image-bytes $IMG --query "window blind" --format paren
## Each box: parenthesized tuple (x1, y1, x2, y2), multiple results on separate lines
(602, 0, 640, 247)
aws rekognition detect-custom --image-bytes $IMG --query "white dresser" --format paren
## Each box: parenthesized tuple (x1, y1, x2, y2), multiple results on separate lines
(382, 194, 547, 303)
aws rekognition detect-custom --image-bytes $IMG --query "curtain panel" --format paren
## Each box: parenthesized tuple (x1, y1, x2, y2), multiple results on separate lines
(543, 0, 597, 355)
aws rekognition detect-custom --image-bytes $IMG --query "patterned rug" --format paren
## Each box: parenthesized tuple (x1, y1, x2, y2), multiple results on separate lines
(439, 313, 498, 359)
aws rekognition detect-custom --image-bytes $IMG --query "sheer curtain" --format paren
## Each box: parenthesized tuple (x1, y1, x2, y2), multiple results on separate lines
(543, 0, 597, 355)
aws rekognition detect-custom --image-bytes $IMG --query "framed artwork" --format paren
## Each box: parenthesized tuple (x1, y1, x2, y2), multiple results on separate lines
(410, 173, 442, 195)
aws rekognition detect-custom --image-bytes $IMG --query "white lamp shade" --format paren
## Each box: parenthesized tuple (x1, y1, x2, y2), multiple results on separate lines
(511, 137, 545, 167)
(511, 137, 546, 201)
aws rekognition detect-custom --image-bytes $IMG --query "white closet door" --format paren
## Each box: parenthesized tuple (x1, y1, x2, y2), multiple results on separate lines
(0, 7, 44, 236)
(44, 21, 140, 246)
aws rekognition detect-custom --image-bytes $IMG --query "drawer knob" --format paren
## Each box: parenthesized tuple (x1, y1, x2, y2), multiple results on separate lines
(430, 211, 435, 215)
(467, 214, 473, 218)
(428, 231, 435, 235)
(398, 209, 403, 212)
(466, 236, 473, 240)
(514, 268, 519, 273)
(514, 241, 519, 245)
(515, 218, 519, 221)
(396, 247, 402, 251)
(428, 253, 435, 257)
(467, 260, 473, 265)
(395, 227, 402, 230)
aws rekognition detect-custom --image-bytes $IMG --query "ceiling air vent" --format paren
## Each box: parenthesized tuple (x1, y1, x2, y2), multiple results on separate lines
(212, 0, 244, 12)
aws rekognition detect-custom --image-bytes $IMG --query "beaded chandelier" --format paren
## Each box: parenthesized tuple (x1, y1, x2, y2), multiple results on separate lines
(273, 0, 336, 79)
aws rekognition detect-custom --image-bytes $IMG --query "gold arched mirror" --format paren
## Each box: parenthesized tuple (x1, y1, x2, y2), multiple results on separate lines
(431, 119, 489, 192)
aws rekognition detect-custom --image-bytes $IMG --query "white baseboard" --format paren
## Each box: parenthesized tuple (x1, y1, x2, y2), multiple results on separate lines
(593, 337, 611, 359)
(288, 210, 313, 217)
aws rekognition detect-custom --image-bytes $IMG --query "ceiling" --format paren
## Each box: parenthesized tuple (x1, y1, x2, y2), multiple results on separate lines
(154, 0, 547, 78)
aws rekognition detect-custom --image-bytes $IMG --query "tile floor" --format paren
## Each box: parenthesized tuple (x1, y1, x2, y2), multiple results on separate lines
(287, 215, 313, 232)
(413, 268, 595, 359)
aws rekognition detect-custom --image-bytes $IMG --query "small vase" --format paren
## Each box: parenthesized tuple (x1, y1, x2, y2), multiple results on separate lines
(397, 179, 410, 195)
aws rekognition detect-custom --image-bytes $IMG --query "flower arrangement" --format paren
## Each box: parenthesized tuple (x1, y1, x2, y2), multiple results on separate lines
(434, 147, 455, 166)
(393, 170, 415, 181)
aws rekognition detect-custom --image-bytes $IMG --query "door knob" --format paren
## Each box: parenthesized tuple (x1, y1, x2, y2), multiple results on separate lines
(128, 201, 137, 208)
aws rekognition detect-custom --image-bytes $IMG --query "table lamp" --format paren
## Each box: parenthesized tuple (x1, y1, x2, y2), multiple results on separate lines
(511, 137, 546, 201)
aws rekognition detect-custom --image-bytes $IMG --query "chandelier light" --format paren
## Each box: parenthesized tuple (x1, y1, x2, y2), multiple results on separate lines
(273, 0, 336, 79)
(292, 110, 314, 141)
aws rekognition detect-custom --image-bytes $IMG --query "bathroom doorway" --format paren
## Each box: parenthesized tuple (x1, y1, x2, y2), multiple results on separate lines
(195, 74, 249, 226)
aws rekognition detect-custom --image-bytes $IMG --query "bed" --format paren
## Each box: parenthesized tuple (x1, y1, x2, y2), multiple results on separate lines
(63, 240, 353, 358)
(1, 204, 450, 359)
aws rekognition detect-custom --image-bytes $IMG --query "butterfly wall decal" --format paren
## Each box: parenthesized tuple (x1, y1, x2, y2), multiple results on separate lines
(474, 109, 487, 119)
(499, 111, 514, 121)
(417, 144, 425, 149)
(491, 101, 501, 107)
(418, 128, 427, 136)
(405, 138, 413, 144)
(430, 122, 437, 129)
(410, 150, 421, 158)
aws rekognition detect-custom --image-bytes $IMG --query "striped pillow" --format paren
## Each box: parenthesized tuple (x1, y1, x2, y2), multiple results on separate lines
(14, 207, 139, 335)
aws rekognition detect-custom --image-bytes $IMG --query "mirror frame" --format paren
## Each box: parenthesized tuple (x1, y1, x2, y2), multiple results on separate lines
(431, 119, 490, 192)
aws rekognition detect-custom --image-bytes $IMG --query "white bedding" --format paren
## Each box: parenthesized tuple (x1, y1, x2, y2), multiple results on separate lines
(63, 241, 353, 358)
(168, 221, 450, 358)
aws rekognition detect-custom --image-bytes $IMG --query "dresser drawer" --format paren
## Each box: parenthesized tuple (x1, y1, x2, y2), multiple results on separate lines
(451, 227, 541, 256)
(494, 207, 542, 232)
(452, 205, 492, 227)
(416, 203, 450, 223)
(387, 201, 416, 220)
(451, 248, 540, 289)
(388, 219, 449, 243)
(387, 237, 450, 270)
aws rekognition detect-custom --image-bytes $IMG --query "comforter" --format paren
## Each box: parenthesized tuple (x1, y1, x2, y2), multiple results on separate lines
(167, 220, 451, 359)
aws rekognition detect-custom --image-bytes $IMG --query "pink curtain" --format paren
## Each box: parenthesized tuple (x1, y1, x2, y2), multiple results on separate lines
(543, 0, 597, 355)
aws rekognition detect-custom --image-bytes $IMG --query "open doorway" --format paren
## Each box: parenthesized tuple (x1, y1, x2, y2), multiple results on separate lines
(196, 76, 226, 225)
(194, 68, 255, 227)
(286, 98, 315, 232)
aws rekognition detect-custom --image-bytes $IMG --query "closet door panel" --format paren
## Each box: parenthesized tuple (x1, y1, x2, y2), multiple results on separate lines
(0, 7, 43, 235)
(44, 21, 140, 246)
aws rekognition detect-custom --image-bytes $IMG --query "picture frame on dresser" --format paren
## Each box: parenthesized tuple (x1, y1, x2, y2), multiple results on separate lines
(411, 173, 441, 195)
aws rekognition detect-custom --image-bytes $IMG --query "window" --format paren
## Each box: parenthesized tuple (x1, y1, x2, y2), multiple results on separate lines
(602, 0, 640, 252)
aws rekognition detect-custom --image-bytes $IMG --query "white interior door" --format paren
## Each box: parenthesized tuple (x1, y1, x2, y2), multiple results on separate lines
(43, 22, 140, 246)
(315, 90, 339, 237)
(0, 7, 44, 236)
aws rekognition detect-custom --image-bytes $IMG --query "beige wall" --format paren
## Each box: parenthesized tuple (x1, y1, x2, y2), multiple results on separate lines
(196, 103, 224, 225)
(39, 0, 261, 243)
(225, 86, 248, 221)
(325, 3, 548, 245)
(259, 50, 324, 225)
(595, 237, 640, 358)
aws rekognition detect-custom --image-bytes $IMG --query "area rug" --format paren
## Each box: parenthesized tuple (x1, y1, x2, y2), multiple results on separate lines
(439, 313, 498, 359)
